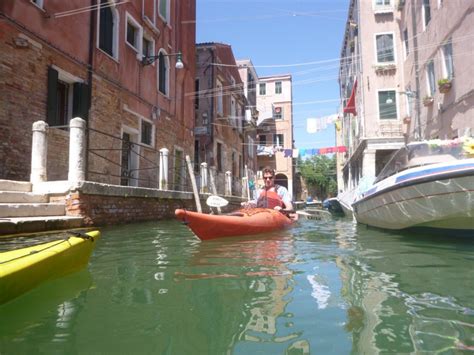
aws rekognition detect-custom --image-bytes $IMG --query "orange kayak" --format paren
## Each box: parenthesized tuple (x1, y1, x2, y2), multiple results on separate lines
(175, 208, 294, 240)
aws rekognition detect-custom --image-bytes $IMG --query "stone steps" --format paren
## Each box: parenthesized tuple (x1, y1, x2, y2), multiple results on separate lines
(0, 216, 84, 236)
(0, 179, 32, 192)
(0, 179, 84, 235)
(0, 191, 48, 203)
(0, 203, 66, 218)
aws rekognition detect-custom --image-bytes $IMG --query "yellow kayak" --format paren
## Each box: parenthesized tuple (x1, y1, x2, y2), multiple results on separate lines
(0, 230, 100, 305)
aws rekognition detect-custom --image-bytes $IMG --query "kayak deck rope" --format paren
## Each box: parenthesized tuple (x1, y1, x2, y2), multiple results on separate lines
(0, 230, 95, 265)
(67, 230, 95, 242)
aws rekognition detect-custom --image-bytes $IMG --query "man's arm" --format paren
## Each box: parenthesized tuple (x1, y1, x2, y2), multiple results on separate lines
(277, 186, 293, 211)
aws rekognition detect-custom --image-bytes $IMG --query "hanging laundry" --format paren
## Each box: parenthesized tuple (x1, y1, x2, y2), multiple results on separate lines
(307, 118, 318, 133)
(284, 149, 292, 157)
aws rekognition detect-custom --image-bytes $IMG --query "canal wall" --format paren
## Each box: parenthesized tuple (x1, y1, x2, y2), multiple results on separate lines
(47, 181, 244, 227)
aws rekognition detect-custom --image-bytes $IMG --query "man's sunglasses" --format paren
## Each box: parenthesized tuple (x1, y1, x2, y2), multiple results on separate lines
(263, 176, 274, 180)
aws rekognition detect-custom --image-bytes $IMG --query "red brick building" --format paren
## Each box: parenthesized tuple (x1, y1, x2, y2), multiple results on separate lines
(0, 0, 196, 188)
(194, 43, 248, 195)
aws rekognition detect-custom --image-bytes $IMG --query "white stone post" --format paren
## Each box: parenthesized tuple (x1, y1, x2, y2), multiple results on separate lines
(68, 117, 87, 183)
(362, 150, 376, 180)
(225, 171, 232, 196)
(200, 162, 208, 193)
(159, 148, 169, 190)
(30, 120, 49, 183)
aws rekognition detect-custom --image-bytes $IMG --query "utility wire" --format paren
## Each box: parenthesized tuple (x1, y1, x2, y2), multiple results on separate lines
(54, 1, 129, 19)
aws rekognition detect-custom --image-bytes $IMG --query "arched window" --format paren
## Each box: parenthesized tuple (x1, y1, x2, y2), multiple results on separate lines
(98, 0, 119, 58)
(158, 50, 169, 95)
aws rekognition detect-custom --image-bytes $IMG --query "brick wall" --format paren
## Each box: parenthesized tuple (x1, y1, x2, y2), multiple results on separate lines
(66, 192, 196, 226)
(0, 21, 88, 181)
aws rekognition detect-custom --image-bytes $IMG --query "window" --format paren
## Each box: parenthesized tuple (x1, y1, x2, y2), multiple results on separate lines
(259, 83, 266, 95)
(230, 96, 236, 124)
(236, 103, 242, 132)
(274, 134, 284, 147)
(98, 0, 118, 58)
(259, 135, 267, 145)
(247, 73, 255, 93)
(403, 29, 409, 58)
(141, 120, 153, 146)
(158, 51, 169, 95)
(195, 79, 200, 109)
(423, 0, 431, 28)
(216, 143, 223, 172)
(159, 0, 170, 23)
(217, 81, 223, 115)
(142, 36, 154, 60)
(275, 81, 282, 94)
(232, 152, 236, 176)
(374, 0, 393, 13)
(126, 13, 142, 53)
(376, 33, 394, 63)
(31, 0, 44, 9)
(194, 140, 200, 172)
(442, 40, 454, 79)
(427, 60, 436, 96)
(274, 106, 282, 119)
(378, 91, 397, 119)
(47, 67, 90, 127)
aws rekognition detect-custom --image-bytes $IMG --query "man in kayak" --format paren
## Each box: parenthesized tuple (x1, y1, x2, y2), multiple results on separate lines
(241, 166, 294, 213)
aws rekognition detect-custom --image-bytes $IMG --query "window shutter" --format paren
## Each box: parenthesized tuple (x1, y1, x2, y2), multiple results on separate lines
(47, 67, 59, 126)
(99, 0, 113, 56)
(73, 82, 90, 120)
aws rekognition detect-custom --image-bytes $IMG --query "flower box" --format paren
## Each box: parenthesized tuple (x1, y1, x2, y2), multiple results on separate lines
(423, 96, 434, 107)
(438, 79, 452, 94)
(374, 64, 396, 75)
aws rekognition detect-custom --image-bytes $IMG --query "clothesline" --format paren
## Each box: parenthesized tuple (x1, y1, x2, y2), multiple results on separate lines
(257, 145, 347, 157)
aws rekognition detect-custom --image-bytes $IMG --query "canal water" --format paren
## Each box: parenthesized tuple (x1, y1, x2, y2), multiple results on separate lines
(1, 218, 473, 354)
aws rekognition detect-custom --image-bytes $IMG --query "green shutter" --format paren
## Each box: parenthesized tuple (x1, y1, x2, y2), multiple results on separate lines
(47, 67, 59, 126)
(73, 82, 90, 121)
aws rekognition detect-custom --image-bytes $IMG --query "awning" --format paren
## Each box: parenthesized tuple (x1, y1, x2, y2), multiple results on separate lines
(343, 79, 357, 116)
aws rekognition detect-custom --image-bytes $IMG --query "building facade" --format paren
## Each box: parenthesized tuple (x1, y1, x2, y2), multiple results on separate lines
(0, 0, 196, 189)
(195, 43, 247, 195)
(256, 74, 294, 197)
(236, 59, 259, 180)
(338, 0, 407, 192)
(338, 0, 474, 195)
(400, 0, 474, 140)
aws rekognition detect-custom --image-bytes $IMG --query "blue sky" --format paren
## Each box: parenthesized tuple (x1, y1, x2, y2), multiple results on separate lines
(197, 0, 350, 150)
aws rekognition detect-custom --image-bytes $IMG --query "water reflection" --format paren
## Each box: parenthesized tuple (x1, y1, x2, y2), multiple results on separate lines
(1, 219, 472, 354)
(0, 269, 94, 352)
(340, 225, 474, 353)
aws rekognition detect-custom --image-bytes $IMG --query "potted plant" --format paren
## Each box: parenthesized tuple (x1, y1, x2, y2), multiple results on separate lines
(423, 96, 434, 106)
(438, 78, 452, 94)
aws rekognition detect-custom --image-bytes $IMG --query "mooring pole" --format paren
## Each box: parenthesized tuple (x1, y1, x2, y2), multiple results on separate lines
(185, 155, 202, 213)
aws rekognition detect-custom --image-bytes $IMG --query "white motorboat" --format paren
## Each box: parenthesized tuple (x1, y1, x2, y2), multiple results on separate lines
(352, 138, 474, 234)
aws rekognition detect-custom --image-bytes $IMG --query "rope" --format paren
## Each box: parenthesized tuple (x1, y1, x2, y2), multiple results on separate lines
(0, 231, 94, 265)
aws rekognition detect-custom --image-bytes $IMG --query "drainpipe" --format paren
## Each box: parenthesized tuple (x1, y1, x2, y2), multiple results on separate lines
(85, 0, 96, 180)
(207, 48, 215, 165)
(411, 0, 422, 140)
